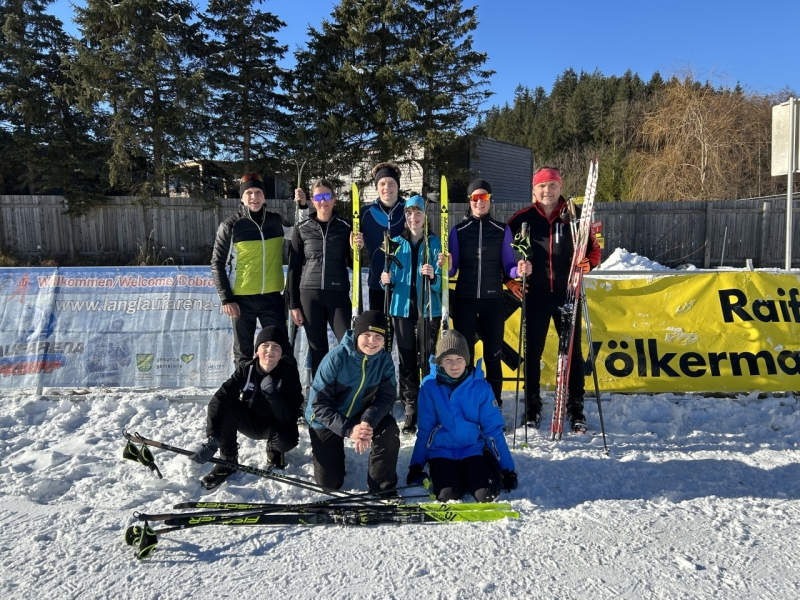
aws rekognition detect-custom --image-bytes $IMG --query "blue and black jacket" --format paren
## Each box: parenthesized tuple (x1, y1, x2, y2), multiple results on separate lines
(381, 230, 443, 318)
(305, 330, 396, 437)
(409, 359, 514, 471)
(361, 198, 407, 290)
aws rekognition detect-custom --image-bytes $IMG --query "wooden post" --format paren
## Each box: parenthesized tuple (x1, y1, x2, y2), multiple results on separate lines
(703, 202, 713, 268)
(634, 202, 643, 255)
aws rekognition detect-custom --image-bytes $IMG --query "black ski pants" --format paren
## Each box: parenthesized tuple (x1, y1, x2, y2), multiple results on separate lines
(428, 454, 498, 503)
(452, 296, 505, 402)
(308, 413, 400, 493)
(230, 293, 286, 366)
(525, 290, 585, 402)
(209, 401, 300, 459)
(299, 289, 350, 375)
(394, 312, 441, 418)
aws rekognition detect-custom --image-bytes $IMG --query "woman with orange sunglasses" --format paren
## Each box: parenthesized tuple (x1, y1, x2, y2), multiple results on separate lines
(439, 179, 531, 407)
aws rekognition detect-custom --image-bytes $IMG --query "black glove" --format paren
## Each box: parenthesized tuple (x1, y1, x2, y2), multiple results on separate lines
(502, 469, 518, 492)
(260, 374, 275, 395)
(190, 436, 219, 464)
(406, 463, 429, 486)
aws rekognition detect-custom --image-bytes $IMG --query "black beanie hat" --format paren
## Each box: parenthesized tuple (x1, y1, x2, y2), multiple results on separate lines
(374, 165, 400, 188)
(240, 174, 266, 198)
(467, 178, 492, 196)
(353, 310, 388, 340)
(254, 326, 289, 355)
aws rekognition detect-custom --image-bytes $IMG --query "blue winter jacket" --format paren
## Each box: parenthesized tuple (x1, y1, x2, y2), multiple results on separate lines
(305, 330, 397, 437)
(361, 198, 407, 290)
(410, 359, 514, 471)
(382, 231, 442, 318)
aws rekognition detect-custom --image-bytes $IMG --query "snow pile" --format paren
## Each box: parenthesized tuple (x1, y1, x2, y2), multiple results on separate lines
(597, 247, 673, 271)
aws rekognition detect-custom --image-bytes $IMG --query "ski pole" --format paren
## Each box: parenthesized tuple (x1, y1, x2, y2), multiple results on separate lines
(123, 429, 404, 503)
(510, 223, 529, 449)
(580, 280, 609, 454)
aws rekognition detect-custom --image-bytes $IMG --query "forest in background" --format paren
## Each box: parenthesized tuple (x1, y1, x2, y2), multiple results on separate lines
(1, 0, 797, 214)
(481, 69, 796, 202)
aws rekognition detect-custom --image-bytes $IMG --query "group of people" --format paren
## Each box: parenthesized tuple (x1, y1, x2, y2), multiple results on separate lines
(193, 163, 600, 500)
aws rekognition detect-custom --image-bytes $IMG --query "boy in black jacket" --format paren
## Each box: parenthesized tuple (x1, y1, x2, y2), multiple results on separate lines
(190, 326, 303, 490)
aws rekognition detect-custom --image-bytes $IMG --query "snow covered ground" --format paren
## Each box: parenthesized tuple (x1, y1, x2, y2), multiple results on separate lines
(1, 250, 799, 599)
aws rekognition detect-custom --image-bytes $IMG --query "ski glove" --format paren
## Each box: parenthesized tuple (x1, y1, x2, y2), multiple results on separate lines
(577, 258, 592, 274)
(502, 469, 518, 492)
(190, 436, 219, 464)
(406, 464, 429, 486)
(504, 279, 528, 301)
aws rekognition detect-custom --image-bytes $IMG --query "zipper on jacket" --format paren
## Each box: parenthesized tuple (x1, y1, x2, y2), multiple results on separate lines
(345, 354, 368, 417)
(246, 210, 268, 294)
(320, 220, 328, 290)
(427, 424, 442, 448)
(476, 219, 483, 298)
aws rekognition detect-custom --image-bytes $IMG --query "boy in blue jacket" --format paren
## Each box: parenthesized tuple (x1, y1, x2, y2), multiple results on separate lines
(407, 330, 518, 501)
(305, 311, 400, 494)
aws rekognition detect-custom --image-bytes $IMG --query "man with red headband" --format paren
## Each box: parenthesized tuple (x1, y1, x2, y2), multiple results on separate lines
(506, 167, 601, 433)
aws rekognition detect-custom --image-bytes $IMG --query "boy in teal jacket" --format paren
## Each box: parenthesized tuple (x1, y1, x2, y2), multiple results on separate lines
(305, 311, 399, 494)
(408, 330, 517, 501)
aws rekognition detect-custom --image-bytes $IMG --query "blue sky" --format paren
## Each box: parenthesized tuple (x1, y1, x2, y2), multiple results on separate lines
(48, 0, 799, 109)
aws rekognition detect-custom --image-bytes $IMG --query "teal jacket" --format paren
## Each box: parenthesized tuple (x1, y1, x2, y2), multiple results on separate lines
(305, 330, 396, 437)
(382, 231, 442, 318)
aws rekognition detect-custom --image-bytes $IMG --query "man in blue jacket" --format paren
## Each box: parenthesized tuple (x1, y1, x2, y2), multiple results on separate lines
(305, 310, 400, 494)
(357, 162, 407, 313)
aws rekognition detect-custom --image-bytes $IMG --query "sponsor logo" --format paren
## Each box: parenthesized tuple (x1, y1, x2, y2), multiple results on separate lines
(137, 354, 154, 372)
(180, 353, 195, 363)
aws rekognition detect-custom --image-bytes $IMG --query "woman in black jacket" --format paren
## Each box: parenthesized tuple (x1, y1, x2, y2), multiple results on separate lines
(288, 179, 357, 376)
(441, 179, 531, 405)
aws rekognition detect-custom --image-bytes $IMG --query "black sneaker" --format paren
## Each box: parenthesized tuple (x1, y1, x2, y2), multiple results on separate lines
(200, 464, 236, 490)
(267, 448, 286, 470)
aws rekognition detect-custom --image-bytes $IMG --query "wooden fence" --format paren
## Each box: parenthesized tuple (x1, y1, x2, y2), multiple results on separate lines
(1, 194, 799, 268)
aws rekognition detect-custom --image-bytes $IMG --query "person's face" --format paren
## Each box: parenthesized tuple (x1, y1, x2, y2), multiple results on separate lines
(405, 207, 424, 232)
(312, 186, 335, 220)
(242, 187, 266, 212)
(377, 177, 399, 204)
(533, 181, 562, 205)
(441, 355, 466, 378)
(256, 341, 282, 371)
(470, 189, 491, 217)
(357, 331, 385, 356)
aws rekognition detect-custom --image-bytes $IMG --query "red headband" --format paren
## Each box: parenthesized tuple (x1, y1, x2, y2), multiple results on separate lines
(533, 168, 562, 186)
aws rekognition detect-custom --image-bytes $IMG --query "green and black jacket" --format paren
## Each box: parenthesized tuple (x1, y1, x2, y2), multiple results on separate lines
(211, 205, 296, 303)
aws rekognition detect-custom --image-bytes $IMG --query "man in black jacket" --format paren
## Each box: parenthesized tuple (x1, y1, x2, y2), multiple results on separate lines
(190, 326, 304, 490)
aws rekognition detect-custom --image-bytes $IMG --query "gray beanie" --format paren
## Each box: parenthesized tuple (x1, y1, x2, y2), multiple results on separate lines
(435, 330, 470, 365)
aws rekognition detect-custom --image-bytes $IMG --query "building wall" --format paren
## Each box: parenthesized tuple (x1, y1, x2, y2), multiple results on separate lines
(468, 138, 534, 203)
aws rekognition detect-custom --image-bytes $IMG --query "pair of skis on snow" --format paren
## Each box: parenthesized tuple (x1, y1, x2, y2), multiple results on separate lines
(121, 430, 518, 559)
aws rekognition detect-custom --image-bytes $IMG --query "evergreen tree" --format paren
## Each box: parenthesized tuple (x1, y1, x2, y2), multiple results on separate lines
(68, 0, 206, 196)
(201, 0, 288, 173)
(290, 0, 413, 184)
(400, 0, 493, 197)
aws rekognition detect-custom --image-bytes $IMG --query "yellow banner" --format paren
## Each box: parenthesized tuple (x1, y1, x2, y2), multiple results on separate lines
(484, 272, 800, 393)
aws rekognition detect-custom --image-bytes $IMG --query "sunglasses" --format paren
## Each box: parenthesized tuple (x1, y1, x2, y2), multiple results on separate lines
(312, 192, 334, 202)
(240, 173, 262, 183)
(470, 193, 492, 202)
(123, 441, 163, 479)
